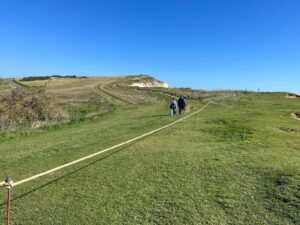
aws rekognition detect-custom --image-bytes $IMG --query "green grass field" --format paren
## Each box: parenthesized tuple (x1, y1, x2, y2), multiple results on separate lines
(0, 76, 299, 224)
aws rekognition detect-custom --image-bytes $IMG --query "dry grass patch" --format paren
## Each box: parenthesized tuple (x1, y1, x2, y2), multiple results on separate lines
(285, 93, 300, 99)
(0, 79, 11, 92)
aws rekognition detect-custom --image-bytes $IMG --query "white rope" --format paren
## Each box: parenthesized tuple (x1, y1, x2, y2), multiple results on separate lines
(1, 102, 210, 188)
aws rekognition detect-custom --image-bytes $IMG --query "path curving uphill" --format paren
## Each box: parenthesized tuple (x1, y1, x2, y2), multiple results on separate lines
(7, 79, 23, 89)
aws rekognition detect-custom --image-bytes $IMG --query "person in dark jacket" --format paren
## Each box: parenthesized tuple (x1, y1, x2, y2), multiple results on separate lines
(170, 98, 177, 116)
(178, 95, 186, 114)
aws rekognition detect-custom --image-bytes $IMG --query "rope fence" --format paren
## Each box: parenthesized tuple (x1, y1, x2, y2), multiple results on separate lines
(1, 102, 210, 188)
(1, 102, 210, 224)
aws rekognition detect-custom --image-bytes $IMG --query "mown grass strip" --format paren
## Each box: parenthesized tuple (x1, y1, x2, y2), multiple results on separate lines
(1, 102, 210, 188)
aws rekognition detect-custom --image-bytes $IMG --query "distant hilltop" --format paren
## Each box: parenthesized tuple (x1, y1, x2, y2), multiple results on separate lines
(18, 74, 170, 88)
(127, 75, 170, 88)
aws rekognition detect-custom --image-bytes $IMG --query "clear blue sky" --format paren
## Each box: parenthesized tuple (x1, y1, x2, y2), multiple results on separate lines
(1, 0, 299, 93)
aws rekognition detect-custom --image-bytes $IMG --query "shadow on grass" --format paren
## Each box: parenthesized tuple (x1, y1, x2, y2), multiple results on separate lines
(0, 136, 148, 207)
(150, 114, 170, 117)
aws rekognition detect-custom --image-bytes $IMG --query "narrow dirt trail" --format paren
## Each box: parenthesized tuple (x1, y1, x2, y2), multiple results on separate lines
(7, 79, 23, 89)
(95, 85, 130, 105)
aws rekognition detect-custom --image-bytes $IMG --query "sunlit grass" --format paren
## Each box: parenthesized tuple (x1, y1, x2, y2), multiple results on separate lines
(0, 77, 299, 224)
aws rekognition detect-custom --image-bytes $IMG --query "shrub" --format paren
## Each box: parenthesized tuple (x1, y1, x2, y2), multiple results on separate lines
(20, 75, 87, 81)
(0, 88, 61, 131)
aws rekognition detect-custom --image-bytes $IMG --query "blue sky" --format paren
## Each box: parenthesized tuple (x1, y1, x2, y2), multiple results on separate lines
(0, 0, 299, 93)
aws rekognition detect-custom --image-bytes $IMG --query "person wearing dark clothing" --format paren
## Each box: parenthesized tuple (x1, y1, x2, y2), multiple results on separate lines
(178, 95, 186, 114)
(170, 98, 177, 116)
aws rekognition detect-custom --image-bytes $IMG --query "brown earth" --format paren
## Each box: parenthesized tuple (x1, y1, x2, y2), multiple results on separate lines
(291, 112, 300, 120)
(285, 93, 300, 99)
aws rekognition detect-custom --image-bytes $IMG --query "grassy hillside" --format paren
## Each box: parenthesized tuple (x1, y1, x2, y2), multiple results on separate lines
(15, 76, 117, 120)
(0, 76, 299, 224)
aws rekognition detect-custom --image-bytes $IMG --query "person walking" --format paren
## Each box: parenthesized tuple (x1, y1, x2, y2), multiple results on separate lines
(170, 98, 177, 116)
(178, 95, 186, 114)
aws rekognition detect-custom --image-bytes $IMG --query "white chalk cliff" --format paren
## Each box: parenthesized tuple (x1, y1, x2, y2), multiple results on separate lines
(130, 80, 170, 88)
